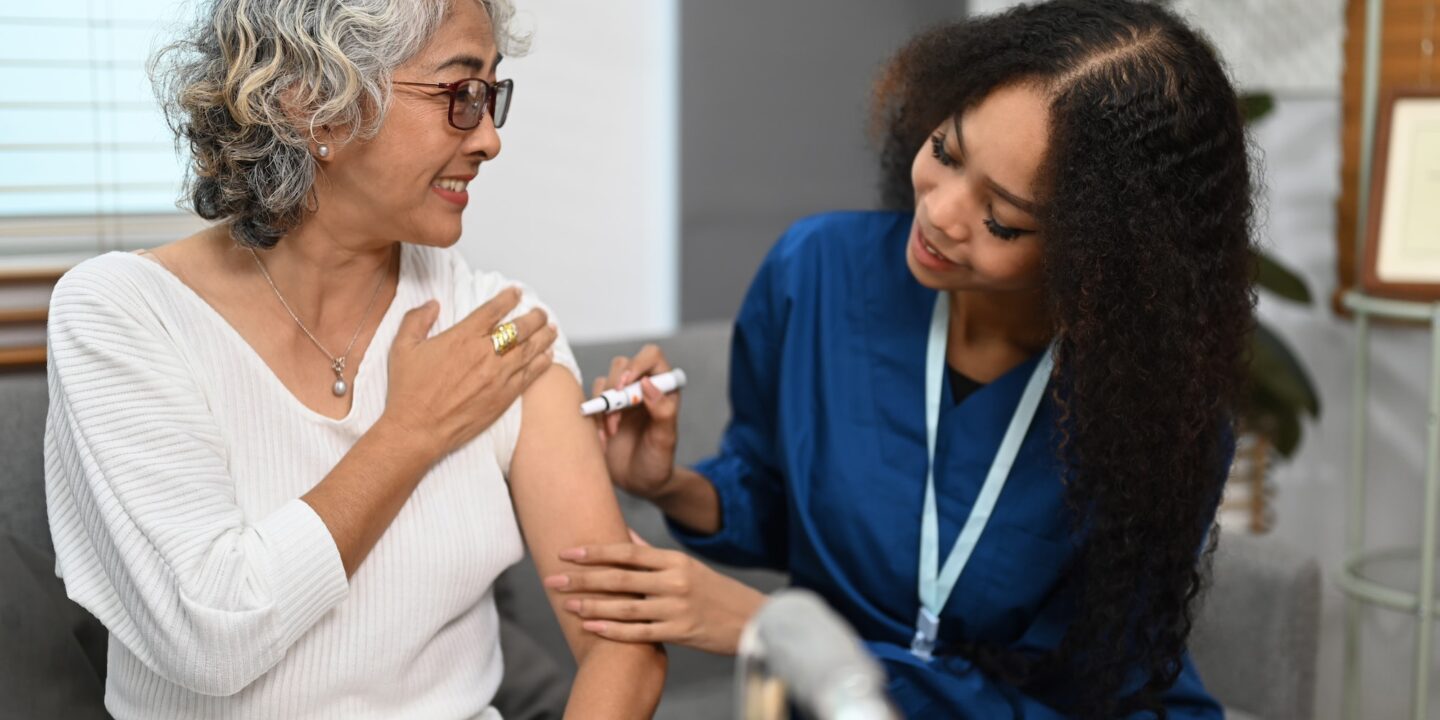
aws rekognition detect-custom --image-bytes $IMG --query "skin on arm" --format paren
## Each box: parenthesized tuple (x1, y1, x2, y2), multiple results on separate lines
(299, 418, 440, 578)
(562, 345, 765, 655)
(510, 365, 667, 718)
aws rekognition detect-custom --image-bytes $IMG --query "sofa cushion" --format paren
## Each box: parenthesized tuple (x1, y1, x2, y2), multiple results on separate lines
(0, 371, 50, 555)
(1190, 533, 1319, 720)
(0, 534, 109, 719)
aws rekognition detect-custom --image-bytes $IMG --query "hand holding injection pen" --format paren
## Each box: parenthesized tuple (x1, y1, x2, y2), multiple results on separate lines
(581, 369, 687, 416)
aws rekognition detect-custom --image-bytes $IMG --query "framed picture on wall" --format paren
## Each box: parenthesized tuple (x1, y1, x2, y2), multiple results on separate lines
(1362, 88, 1440, 301)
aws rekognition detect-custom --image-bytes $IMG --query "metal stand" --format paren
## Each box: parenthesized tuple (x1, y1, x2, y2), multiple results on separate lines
(1339, 291, 1440, 720)
(735, 622, 790, 720)
(734, 590, 898, 720)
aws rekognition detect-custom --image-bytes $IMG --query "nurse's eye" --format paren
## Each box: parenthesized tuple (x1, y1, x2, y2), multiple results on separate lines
(930, 133, 959, 168)
(984, 216, 1023, 241)
(983, 204, 1030, 241)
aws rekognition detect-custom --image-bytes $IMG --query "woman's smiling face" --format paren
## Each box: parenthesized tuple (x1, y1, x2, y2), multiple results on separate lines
(907, 83, 1050, 294)
(315, 0, 503, 248)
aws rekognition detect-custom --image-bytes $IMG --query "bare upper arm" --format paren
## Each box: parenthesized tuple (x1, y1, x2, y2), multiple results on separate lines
(507, 365, 633, 655)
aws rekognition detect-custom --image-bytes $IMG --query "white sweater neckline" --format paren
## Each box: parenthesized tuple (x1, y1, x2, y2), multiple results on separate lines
(111, 245, 415, 427)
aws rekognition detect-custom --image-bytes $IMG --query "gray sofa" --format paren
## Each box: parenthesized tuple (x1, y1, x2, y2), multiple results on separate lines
(1, 322, 1319, 719)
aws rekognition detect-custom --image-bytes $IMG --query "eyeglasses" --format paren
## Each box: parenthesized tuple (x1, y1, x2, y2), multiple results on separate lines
(393, 77, 513, 130)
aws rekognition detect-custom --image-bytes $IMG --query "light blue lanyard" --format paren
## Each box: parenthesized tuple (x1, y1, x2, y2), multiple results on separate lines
(911, 293, 1054, 661)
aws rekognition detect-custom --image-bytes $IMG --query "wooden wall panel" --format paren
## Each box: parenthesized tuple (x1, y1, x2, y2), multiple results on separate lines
(0, 269, 60, 370)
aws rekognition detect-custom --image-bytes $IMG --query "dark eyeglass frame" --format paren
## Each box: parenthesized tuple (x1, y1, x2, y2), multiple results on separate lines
(393, 77, 513, 130)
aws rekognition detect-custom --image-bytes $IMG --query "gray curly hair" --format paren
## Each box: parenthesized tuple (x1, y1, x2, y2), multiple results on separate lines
(152, 0, 526, 249)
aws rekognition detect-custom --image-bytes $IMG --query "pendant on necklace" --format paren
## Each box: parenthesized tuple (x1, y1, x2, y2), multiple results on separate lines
(331, 358, 348, 397)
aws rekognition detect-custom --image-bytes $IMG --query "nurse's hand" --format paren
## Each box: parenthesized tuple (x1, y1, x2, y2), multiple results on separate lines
(546, 531, 765, 656)
(592, 345, 681, 500)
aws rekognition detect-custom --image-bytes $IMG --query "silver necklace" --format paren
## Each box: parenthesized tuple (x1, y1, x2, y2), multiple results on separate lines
(249, 248, 390, 397)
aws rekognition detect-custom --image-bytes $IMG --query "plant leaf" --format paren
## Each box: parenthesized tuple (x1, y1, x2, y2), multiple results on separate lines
(1246, 385, 1303, 458)
(1240, 93, 1275, 125)
(1250, 323, 1321, 418)
(1255, 250, 1312, 304)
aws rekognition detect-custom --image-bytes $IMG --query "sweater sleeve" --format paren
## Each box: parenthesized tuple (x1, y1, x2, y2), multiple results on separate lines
(43, 258, 350, 697)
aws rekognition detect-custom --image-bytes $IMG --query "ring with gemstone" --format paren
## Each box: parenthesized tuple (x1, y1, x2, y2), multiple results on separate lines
(491, 322, 519, 356)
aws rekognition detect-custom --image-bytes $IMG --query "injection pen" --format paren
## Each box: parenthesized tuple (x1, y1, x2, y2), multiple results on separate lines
(581, 369, 687, 416)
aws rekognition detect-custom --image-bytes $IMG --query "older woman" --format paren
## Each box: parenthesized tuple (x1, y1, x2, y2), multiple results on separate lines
(43, 0, 664, 718)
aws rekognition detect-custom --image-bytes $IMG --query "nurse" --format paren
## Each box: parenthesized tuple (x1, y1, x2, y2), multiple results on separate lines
(550, 0, 1252, 716)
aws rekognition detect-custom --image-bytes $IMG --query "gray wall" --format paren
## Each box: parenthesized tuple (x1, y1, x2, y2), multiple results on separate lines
(679, 1, 965, 323)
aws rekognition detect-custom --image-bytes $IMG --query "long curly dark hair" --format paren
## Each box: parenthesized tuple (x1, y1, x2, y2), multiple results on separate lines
(872, 1, 1255, 716)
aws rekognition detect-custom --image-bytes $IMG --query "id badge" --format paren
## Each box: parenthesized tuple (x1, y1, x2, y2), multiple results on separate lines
(910, 607, 941, 661)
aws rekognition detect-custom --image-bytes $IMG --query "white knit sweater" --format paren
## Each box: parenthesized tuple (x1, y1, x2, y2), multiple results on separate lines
(44, 242, 579, 720)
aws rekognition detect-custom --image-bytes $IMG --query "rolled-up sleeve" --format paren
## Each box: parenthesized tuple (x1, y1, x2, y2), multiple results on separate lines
(44, 263, 349, 697)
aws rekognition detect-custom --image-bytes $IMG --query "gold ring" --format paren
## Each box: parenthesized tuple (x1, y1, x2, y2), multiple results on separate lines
(491, 322, 518, 356)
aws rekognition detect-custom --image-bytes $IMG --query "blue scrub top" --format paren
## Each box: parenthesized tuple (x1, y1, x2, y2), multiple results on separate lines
(670, 211, 1225, 719)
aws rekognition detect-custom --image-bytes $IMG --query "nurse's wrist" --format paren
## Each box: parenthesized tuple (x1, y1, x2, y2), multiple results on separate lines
(719, 583, 766, 655)
(639, 465, 681, 502)
(651, 467, 724, 536)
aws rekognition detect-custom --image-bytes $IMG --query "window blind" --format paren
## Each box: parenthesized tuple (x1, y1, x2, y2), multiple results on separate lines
(0, 0, 205, 272)
(0, 0, 205, 366)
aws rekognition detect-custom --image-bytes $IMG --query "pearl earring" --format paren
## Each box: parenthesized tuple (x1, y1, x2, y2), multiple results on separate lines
(317, 143, 330, 159)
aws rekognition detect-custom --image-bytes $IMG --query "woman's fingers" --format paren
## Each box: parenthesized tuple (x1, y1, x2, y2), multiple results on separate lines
(501, 321, 557, 376)
(394, 300, 440, 347)
(604, 345, 672, 395)
(605, 356, 627, 394)
(640, 378, 679, 425)
(449, 286, 522, 338)
(558, 542, 672, 570)
(563, 596, 674, 622)
(506, 307, 550, 343)
(625, 344, 673, 378)
(579, 620, 682, 644)
(434, 289, 546, 362)
(490, 307, 549, 366)
(543, 568, 672, 595)
(594, 346, 677, 438)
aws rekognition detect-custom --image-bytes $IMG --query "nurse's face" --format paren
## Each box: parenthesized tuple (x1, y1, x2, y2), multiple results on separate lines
(907, 84, 1048, 293)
